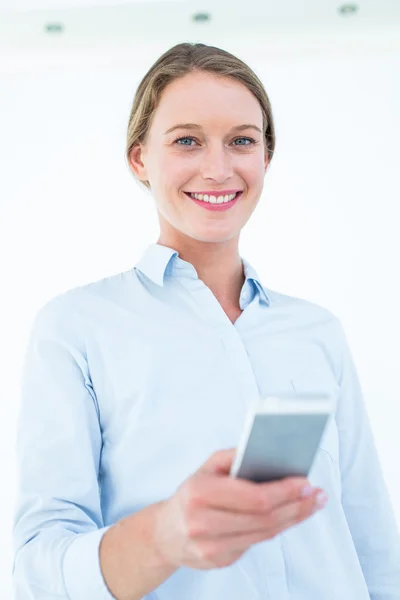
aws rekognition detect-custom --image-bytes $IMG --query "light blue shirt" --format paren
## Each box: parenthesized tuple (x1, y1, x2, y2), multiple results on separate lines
(12, 242, 400, 600)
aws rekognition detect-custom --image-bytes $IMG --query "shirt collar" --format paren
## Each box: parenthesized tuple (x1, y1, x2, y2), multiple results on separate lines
(134, 243, 270, 306)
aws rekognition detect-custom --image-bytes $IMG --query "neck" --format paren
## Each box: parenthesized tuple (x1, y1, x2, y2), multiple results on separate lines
(156, 234, 245, 308)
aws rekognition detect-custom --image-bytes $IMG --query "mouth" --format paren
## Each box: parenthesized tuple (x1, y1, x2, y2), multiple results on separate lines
(184, 191, 243, 204)
(184, 190, 243, 212)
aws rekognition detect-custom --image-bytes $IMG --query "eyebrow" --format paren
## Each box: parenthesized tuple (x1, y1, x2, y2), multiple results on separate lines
(163, 123, 262, 135)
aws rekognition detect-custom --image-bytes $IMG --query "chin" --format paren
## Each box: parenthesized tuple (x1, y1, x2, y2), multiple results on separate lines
(188, 229, 240, 244)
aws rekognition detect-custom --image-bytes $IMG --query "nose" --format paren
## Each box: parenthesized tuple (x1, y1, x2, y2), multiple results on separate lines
(199, 144, 234, 183)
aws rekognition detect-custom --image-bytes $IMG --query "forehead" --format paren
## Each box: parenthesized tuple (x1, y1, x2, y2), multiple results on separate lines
(152, 72, 263, 129)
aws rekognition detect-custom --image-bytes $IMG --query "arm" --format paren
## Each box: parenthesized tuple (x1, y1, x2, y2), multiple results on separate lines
(334, 320, 400, 600)
(99, 501, 178, 600)
(12, 296, 176, 599)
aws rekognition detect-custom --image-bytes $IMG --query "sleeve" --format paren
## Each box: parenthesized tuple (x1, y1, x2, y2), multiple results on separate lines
(334, 320, 400, 600)
(12, 296, 117, 600)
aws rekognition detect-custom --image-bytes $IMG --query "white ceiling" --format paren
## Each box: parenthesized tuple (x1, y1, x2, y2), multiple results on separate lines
(0, 0, 399, 73)
(0, 0, 189, 10)
(1, 0, 400, 25)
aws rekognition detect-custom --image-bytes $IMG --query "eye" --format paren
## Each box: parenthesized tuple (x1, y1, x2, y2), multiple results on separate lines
(233, 137, 256, 146)
(174, 136, 197, 146)
(173, 136, 257, 147)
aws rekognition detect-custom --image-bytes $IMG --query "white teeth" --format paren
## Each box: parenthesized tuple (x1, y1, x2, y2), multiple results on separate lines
(189, 192, 238, 203)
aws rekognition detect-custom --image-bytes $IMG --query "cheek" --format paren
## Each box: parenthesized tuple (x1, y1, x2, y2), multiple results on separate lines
(156, 151, 264, 189)
(234, 152, 264, 172)
(159, 154, 193, 183)
(236, 165, 263, 188)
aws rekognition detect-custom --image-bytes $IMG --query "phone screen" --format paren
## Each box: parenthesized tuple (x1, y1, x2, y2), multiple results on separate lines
(230, 395, 334, 483)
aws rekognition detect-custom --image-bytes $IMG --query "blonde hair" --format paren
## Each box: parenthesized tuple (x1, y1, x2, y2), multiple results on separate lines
(126, 42, 276, 191)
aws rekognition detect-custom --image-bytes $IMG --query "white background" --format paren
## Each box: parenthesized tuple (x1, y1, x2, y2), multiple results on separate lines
(1, 0, 399, 597)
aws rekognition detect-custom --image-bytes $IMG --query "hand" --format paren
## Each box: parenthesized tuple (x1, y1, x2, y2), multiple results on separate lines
(153, 448, 326, 570)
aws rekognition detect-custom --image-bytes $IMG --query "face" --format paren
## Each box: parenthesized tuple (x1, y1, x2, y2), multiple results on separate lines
(129, 71, 269, 247)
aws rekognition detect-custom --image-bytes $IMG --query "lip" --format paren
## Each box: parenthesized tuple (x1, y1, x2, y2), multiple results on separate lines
(184, 189, 243, 196)
(185, 191, 242, 211)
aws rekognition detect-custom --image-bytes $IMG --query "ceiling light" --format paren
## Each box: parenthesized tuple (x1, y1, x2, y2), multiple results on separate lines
(338, 4, 358, 16)
(192, 12, 211, 23)
(45, 22, 64, 33)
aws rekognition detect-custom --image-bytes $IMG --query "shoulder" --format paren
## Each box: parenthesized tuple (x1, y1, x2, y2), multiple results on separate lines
(263, 286, 347, 356)
(265, 286, 341, 326)
(29, 268, 134, 338)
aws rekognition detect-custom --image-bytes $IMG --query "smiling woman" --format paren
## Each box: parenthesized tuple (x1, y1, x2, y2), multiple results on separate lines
(125, 43, 275, 194)
(124, 43, 276, 309)
(12, 41, 400, 600)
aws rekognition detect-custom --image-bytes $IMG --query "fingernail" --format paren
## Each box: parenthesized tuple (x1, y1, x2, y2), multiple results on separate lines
(315, 491, 328, 508)
(300, 484, 314, 498)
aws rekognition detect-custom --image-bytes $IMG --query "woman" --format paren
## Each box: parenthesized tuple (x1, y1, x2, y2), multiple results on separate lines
(12, 43, 400, 600)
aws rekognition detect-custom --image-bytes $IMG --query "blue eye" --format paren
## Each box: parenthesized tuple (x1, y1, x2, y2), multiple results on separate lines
(173, 136, 256, 146)
(233, 137, 255, 146)
(175, 136, 196, 146)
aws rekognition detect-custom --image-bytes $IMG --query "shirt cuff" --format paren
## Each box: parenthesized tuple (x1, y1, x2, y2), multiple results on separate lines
(62, 525, 116, 600)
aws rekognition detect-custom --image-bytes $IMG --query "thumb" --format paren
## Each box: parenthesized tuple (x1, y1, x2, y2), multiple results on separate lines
(199, 448, 237, 476)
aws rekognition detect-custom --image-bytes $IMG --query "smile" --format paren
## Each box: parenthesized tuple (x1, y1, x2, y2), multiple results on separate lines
(184, 191, 242, 212)
(185, 191, 241, 203)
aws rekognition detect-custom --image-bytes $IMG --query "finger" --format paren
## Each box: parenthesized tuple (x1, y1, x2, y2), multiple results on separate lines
(188, 472, 313, 515)
(187, 490, 320, 539)
(195, 496, 319, 561)
(198, 448, 311, 511)
(211, 501, 314, 556)
(198, 448, 238, 476)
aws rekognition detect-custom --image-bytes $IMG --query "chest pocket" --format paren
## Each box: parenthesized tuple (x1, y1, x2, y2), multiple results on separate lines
(290, 370, 340, 464)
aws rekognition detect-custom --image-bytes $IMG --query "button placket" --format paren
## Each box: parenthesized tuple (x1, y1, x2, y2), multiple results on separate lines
(174, 275, 288, 598)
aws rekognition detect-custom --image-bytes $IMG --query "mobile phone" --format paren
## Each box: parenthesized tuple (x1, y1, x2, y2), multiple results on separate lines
(230, 393, 335, 483)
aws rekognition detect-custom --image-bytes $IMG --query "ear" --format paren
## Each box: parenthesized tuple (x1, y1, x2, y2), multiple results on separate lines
(129, 144, 148, 181)
(264, 150, 269, 172)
